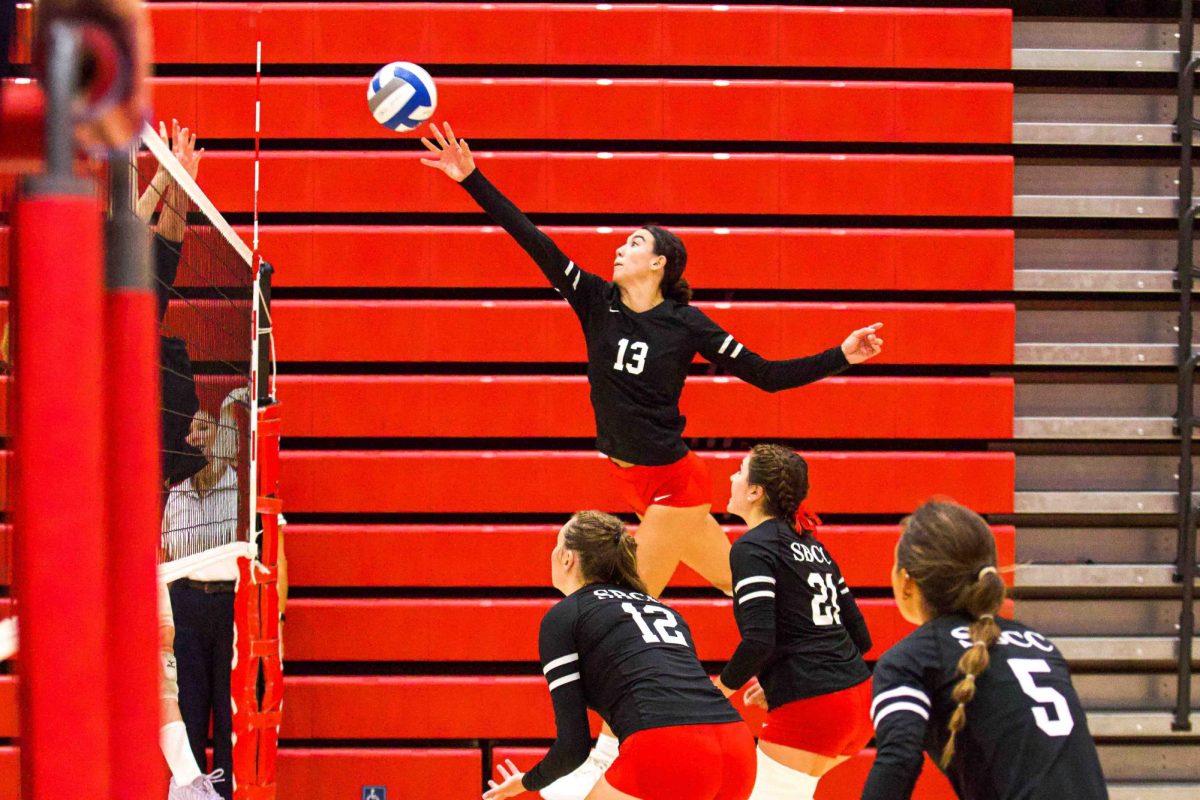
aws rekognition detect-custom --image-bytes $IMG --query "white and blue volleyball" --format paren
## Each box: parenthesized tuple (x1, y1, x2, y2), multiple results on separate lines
(367, 61, 438, 133)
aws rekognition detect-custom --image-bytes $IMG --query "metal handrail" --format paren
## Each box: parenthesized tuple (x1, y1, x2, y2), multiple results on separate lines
(1172, 0, 1197, 733)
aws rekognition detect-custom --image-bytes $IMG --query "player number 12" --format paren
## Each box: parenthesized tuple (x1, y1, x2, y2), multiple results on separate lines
(622, 602, 687, 645)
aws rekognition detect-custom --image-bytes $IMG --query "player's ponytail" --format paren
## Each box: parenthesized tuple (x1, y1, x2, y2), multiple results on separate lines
(747, 444, 811, 535)
(896, 500, 1006, 768)
(565, 510, 649, 595)
(644, 224, 692, 305)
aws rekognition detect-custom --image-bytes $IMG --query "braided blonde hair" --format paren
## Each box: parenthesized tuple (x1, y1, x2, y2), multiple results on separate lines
(897, 501, 1005, 767)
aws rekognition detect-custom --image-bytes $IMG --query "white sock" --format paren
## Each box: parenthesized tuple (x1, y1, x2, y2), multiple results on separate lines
(160, 720, 202, 785)
(748, 746, 820, 800)
(593, 733, 619, 763)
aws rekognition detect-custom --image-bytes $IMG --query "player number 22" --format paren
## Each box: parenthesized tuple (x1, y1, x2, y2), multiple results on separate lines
(1008, 658, 1075, 737)
(622, 602, 687, 646)
(614, 339, 649, 375)
(807, 573, 842, 626)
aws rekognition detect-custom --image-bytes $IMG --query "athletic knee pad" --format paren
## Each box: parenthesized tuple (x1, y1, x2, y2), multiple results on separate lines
(747, 746, 820, 800)
(160, 649, 179, 701)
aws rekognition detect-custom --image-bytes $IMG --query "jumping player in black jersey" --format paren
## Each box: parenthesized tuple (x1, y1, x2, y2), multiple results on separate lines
(483, 511, 756, 800)
(863, 501, 1107, 800)
(713, 445, 873, 800)
(421, 123, 882, 797)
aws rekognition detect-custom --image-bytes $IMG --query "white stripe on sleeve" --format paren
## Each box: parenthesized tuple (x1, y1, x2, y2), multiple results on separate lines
(871, 686, 931, 721)
(730, 343, 744, 358)
(718, 334, 733, 354)
(738, 590, 776, 604)
(734, 575, 776, 593)
(547, 673, 582, 692)
(873, 701, 930, 728)
(573, 272, 580, 290)
(543, 653, 580, 675)
(565, 261, 576, 276)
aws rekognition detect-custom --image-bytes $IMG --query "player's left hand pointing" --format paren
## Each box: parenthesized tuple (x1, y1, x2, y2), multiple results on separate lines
(841, 322, 883, 365)
(483, 759, 526, 800)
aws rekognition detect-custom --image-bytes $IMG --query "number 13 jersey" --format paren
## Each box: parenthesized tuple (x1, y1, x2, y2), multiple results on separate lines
(863, 614, 1107, 800)
(523, 584, 741, 792)
(460, 169, 850, 467)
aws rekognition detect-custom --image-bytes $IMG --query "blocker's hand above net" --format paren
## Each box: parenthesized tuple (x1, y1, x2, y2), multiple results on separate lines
(420, 121, 476, 183)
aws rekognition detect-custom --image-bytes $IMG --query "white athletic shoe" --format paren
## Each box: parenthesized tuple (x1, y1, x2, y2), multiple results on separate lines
(538, 750, 613, 800)
(168, 768, 225, 800)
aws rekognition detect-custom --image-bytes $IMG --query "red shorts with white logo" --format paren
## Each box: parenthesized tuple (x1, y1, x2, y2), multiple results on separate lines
(607, 451, 712, 515)
(759, 678, 874, 757)
(605, 722, 757, 800)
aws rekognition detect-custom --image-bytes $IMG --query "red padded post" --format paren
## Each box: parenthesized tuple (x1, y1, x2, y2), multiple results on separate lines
(103, 260, 161, 799)
(13, 186, 110, 797)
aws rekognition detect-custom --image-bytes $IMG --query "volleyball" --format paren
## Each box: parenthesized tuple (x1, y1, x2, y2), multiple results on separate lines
(367, 61, 438, 132)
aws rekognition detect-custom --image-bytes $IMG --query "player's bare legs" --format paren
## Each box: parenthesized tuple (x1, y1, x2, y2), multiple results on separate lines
(634, 503, 715, 597)
(758, 741, 849, 778)
(679, 513, 734, 596)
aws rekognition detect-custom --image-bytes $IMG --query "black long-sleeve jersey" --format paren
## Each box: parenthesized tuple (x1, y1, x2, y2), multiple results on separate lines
(155, 233, 207, 486)
(523, 583, 742, 792)
(720, 519, 871, 706)
(460, 169, 851, 466)
(863, 614, 1107, 800)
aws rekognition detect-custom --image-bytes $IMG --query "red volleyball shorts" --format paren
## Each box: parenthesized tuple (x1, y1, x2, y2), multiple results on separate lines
(605, 722, 757, 800)
(607, 451, 713, 515)
(759, 678, 874, 757)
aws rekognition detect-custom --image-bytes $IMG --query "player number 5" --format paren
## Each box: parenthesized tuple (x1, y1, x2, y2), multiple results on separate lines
(1007, 658, 1075, 737)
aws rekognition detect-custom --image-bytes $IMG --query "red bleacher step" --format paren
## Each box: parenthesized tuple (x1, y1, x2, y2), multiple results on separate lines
(152, 77, 1013, 144)
(248, 226, 1015, 291)
(283, 598, 914, 662)
(277, 376, 1015, 439)
(281, 450, 1016, 514)
(146, 4, 1011, 69)
(0, 225, 1017, 291)
(283, 524, 1018, 590)
(0, 746, 481, 800)
(273, 301, 1016, 365)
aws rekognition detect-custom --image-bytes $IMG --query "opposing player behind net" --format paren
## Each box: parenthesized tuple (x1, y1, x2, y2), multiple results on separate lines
(420, 122, 882, 797)
(862, 501, 1107, 799)
(715, 444, 873, 800)
(483, 511, 755, 800)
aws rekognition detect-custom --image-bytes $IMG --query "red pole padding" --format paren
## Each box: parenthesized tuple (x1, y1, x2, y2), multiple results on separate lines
(13, 187, 111, 798)
(104, 286, 161, 799)
(232, 403, 283, 800)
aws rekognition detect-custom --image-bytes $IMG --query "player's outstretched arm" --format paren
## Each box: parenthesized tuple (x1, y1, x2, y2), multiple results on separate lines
(420, 122, 603, 315)
(690, 309, 883, 393)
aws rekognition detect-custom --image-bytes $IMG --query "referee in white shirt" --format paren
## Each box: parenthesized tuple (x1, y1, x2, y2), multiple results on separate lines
(163, 395, 243, 800)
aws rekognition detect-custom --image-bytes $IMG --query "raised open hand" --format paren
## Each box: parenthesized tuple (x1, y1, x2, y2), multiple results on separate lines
(419, 121, 475, 182)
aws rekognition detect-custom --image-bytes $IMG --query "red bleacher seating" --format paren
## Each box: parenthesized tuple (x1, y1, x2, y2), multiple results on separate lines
(272, 301, 1015, 365)
(283, 598, 914, 662)
(0, 225, 1018, 291)
(282, 450, 1016, 514)
(283, 524, 1018, 590)
(277, 376, 1014, 439)
(197, 151, 1015, 216)
(146, 4, 1011, 68)
(152, 77, 1014, 143)
(254, 226, 1014, 291)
